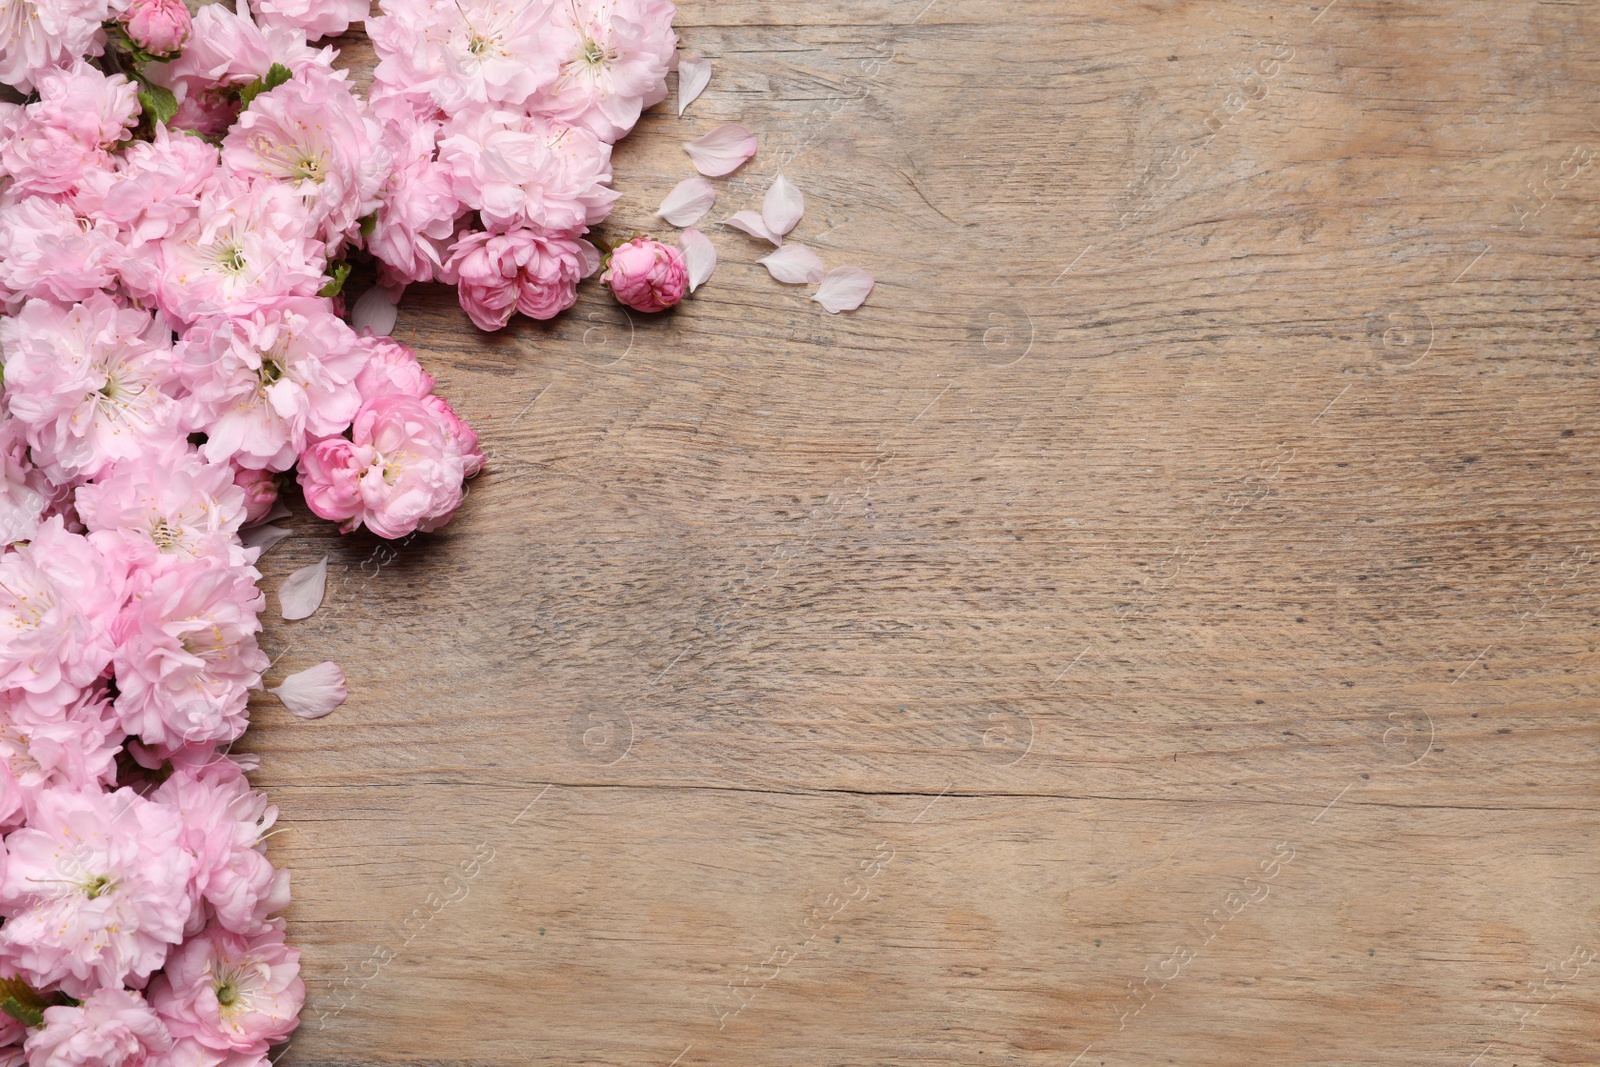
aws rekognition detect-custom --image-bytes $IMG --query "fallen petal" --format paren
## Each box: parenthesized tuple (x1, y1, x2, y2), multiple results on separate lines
(813, 267, 876, 313)
(678, 53, 711, 115)
(722, 210, 781, 245)
(279, 555, 328, 620)
(762, 175, 805, 237)
(759, 243, 826, 285)
(683, 123, 757, 177)
(240, 524, 291, 554)
(657, 177, 716, 227)
(679, 228, 717, 292)
(350, 285, 401, 336)
(270, 661, 348, 719)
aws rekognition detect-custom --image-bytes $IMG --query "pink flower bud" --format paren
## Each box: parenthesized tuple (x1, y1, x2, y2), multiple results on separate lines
(121, 0, 192, 56)
(233, 467, 279, 526)
(601, 237, 688, 313)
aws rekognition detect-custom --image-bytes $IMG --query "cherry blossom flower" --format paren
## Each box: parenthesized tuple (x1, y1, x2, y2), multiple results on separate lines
(354, 335, 436, 401)
(445, 226, 598, 330)
(0, 63, 139, 197)
(0, 295, 178, 485)
(530, 0, 677, 143)
(0, 196, 126, 307)
(0, 785, 194, 998)
(23, 986, 173, 1067)
(120, 0, 191, 57)
(0, 0, 121, 92)
(252, 0, 369, 41)
(367, 100, 461, 285)
(0, 684, 121, 831)
(368, 0, 560, 113)
(149, 924, 302, 1056)
(602, 236, 686, 312)
(438, 109, 617, 233)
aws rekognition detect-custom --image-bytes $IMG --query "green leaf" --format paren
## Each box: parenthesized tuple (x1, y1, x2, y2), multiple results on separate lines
(137, 85, 179, 127)
(0, 977, 49, 1028)
(318, 261, 352, 299)
(239, 62, 293, 109)
(359, 213, 377, 239)
(1, 998, 43, 1028)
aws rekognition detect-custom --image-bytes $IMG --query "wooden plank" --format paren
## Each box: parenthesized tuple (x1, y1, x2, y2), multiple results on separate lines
(254, 1, 1600, 1064)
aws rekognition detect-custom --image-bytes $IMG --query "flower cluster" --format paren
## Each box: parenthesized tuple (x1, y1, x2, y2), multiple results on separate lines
(0, 0, 681, 1061)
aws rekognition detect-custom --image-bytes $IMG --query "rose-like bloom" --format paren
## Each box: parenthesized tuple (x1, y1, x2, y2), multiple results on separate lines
(110, 558, 268, 751)
(157, 179, 328, 324)
(0, 519, 123, 719)
(221, 67, 391, 250)
(149, 924, 301, 1056)
(367, 98, 460, 285)
(152, 760, 289, 937)
(298, 394, 474, 539)
(175, 297, 365, 471)
(23, 986, 173, 1067)
(0, 786, 194, 998)
(420, 392, 486, 478)
(529, 0, 676, 143)
(121, 0, 191, 57)
(232, 467, 279, 526)
(368, 0, 559, 113)
(253, 0, 368, 41)
(146, 3, 334, 138)
(0, 195, 125, 308)
(602, 236, 687, 312)
(438, 109, 617, 233)
(0, 0, 121, 92)
(0, 295, 178, 484)
(0, 684, 120, 832)
(0, 63, 140, 197)
(76, 442, 251, 577)
(354, 335, 435, 401)
(444, 226, 597, 330)
(100, 127, 220, 300)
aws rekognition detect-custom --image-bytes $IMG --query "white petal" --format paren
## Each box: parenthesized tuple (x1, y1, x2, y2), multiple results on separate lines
(762, 175, 805, 237)
(657, 177, 716, 227)
(679, 228, 717, 292)
(812, 267, 876, 313)
(351, 285, 401, 336)
(722, 210, 781, 245)
(683, 123, 757, 177)
(240, 524, 291, 554)
(759, 243, 826, 285)
(270, 661, 348, 720)
(677, 53, 711, 115)
(279, 555, 328, 621)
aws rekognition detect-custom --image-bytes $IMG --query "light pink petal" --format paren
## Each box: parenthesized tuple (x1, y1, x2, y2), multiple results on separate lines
(279, 555, 328, 621)
(351, 285, 401, 336)
(240, 524, 291, 554)
(677, 53, 712, 116)
(657, 177, 716, 227)
(759, 243, 825, 285)
(762, 175, 805, 237)
(683, 123, 757, 177)
(270, 661, 348, 719)
(812, 267, 876, 313)
(722, 210, 781, 245)
(679, 228, 717, 293)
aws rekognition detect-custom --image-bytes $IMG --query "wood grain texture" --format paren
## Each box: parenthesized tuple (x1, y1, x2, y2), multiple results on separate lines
(252, 1, 1600, 1064)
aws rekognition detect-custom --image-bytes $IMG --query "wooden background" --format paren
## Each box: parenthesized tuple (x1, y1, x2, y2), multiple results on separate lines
(249, 1, 1600, 1064)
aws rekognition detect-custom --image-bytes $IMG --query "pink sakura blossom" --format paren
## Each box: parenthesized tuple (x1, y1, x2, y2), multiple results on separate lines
(0, 0, 121, 93)
(0, 413, 48, 545)
(354, 335, 436, 401)
(110, 558, 268, 751)
(0, 786, 194, 998)
(438, 109, 618, 234)
(0, 685, 121, 831)
(101, 127, 221, 301)
(530, 0, 677, 143)
(151, 759, 289, 937)
(121, 0, 191, 56)
(0, 63, 140, 197)
(157, 180, 329, 325)
(221, 67, 391, 250)
(232, 467, 280, 526)
(368, 0, 560, 113)
(445, 227, 598, 330)
(23, 986, 173, 1067)
(602, 236, 687, 313)
(251, 0, 369, 41)
(0, 196, 125, 307)
(76, 442, 251, 576)
(0, 296, 178, 484)
(367, 100, 461, 285)
(149, 924, 302, 1056)
(175, 297, 365, 471)
(298, 393, 480, 539)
